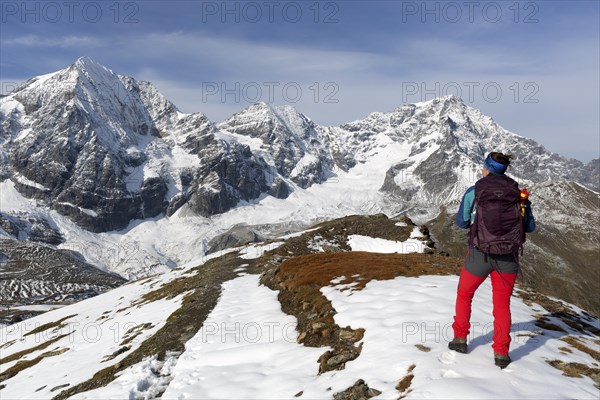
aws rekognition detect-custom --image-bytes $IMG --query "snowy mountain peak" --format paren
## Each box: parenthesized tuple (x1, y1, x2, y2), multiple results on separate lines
(217, 101, 331, 189)
(218, 101, 320, 148)
(220, 101, 311, 131)
(414, 93, 463, 107)
(8, 56, 135, 120)
(73, 55, 112, 74)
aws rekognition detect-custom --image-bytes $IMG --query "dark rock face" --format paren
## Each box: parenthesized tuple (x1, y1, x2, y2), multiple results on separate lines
(0, 213, 64, 245)
(0, 239, 125, 303)
(414, 148, 460, 195)
(165, 193, 189, 217)
(381, 162, 417, 201)
(1, 59, 285, 231)
(186, 144, 270, 217)
(139, 177, 168, 218)
(25, 220, 64, 246)
(0, 214, 20, 238)
(268, 177, 290, 199)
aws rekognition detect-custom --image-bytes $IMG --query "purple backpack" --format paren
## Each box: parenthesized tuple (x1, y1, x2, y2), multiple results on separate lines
(469, 174, 525, 255)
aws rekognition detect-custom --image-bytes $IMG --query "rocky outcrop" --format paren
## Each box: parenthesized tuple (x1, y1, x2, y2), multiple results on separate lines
(217, 102, 334, 189)
(206, 224, 264, 254)
(333, 379, 382, 400)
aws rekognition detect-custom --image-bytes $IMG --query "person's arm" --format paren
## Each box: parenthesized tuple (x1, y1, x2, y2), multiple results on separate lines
(456, 186, 475, 229)
(523, 199, 536, 233)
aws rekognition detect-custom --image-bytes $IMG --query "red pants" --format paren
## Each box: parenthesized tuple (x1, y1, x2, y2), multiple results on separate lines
(452, 267, 517, 355)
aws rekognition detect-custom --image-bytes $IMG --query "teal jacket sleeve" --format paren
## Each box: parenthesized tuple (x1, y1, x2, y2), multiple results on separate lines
(456, 186, 475, 229)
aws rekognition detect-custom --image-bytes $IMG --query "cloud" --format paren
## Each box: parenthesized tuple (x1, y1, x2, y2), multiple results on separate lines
(127, 31, 388, 78)
(109, 32, 596, 160)
(0, 25, 597, 161)
(1, 35, 103, 48)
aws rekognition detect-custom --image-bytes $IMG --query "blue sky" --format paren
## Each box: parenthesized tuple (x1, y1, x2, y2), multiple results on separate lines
(1, 0, 598, 161)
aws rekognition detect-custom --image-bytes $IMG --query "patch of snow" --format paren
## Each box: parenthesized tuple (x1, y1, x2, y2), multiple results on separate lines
(409, 226, 423, 239)
(7, 304, 64, 312)
(214, 129, 265, 153)
(74, 355, 178, 400)
(347, 235, 426, 254)
(0, 180, 39, 211)
(290, 153, 318, 178)
(307, 234, 339, 252)
(0, 270, 190, 399)
(13, 174, 50, 191)
(58, 202, 99, 217)
(277, 227, 320, 240)
(15, 128, 33, 141)
(330, 276, 347, 285)
(0, 97, 24, 115)
(31, 70, 62, 86)
(238, 242, 284, 260)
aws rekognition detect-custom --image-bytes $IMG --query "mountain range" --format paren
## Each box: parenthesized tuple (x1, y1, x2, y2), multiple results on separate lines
(0, 56, 598, 316)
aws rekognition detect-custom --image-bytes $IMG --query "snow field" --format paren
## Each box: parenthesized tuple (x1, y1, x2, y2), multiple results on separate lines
(238, 242, 284, 260)
(0, 269, 189, 399)
(110, 272, 598, 399)
(321, 275, 599, 399)
(161, 274, 324, 399)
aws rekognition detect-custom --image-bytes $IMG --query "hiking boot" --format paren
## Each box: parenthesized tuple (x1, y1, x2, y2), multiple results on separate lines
(448, 337, 467, 353)
(494, 352, 511, 369)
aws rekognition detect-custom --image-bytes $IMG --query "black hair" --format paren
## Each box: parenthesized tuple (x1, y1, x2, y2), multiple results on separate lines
(490, 152, 513, 166)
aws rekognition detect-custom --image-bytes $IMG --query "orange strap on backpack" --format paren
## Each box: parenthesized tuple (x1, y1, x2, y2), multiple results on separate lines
(519, 188, 529, 216)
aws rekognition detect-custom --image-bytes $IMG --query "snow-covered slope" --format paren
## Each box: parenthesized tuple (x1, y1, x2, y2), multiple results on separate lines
(1, 215, 598, 399)
(159, 275, 598, 400)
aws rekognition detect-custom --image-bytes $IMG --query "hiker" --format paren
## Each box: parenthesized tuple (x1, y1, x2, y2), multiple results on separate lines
(449, 152, 536, 369)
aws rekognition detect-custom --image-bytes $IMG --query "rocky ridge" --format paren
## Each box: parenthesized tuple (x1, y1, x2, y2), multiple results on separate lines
(0, 214, 598, 399)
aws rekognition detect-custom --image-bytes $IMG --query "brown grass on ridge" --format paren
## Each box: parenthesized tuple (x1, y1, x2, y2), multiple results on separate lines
(0, 333, 70, 365)
(546, 360, 600, 388)
(23, 315, 76, 337)
(277, 251, 462, 291)
(561, 336, 600, 362)
(267, 251, 462, 372)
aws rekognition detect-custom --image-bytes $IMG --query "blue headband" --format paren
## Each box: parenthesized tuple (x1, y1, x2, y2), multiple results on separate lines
(484, 154, 507, 175)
